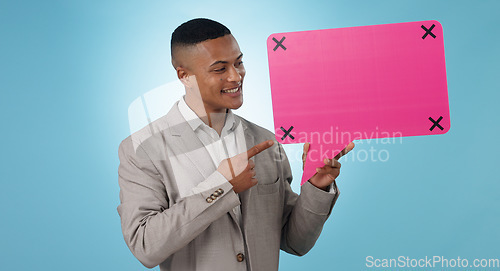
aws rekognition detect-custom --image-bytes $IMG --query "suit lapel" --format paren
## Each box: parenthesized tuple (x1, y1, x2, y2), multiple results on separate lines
(238, 117, 255, 225)
(165, 103, 217, 179)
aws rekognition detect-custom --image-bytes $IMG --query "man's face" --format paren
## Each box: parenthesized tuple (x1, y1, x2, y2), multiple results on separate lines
(179, 34, 245, 114)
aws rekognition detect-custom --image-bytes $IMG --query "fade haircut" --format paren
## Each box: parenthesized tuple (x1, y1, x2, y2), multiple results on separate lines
(171, 18, 231, 60)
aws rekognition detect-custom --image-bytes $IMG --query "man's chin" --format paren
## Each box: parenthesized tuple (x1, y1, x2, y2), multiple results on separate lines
(229, 101, 243, 110)
(225, 98, 243, 110)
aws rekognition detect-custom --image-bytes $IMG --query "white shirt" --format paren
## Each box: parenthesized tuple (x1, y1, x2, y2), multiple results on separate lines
(178, 97, 246, 226)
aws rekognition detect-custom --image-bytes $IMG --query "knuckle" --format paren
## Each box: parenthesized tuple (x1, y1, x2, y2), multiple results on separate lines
(246, 171, 254, 178)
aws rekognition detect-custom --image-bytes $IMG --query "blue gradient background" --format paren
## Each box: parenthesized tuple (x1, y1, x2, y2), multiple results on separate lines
(1, 0, 499, 270)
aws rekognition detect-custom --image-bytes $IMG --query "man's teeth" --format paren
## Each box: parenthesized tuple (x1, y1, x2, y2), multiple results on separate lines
(222, 88, 239, 93)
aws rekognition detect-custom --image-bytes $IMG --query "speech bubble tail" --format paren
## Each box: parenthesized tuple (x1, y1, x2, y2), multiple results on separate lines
(300, 143, 348, 185)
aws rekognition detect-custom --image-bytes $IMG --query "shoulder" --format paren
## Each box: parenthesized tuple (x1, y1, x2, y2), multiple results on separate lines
(236, 115, 276, 141)
(119, 102, 181, 154)
(235, 115, 287, 157)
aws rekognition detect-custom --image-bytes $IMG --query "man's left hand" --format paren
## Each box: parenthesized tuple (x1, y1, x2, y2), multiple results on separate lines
(303, 142, 355, 191)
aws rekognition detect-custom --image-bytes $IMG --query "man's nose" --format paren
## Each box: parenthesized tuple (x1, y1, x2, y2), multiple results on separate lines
(227, 65, 242, 82)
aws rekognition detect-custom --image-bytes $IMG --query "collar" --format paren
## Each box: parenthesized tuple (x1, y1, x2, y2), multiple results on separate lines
(177, 96, 238, 133)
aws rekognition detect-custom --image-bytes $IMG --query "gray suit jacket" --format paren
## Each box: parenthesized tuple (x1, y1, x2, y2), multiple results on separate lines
(117, 102, 339, 271)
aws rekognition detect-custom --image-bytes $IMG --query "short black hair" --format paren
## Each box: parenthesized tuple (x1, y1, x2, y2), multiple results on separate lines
(171, 18, 231, 53)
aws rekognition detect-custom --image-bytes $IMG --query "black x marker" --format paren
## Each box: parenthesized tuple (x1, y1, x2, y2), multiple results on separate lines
(429, 116, 444, 131)
(421, 24, 436, 39)
(280, 126, 294, 140)
(272, 36, 287, 51)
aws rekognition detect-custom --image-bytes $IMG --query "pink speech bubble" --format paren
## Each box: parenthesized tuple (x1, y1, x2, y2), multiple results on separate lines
(267, 20, 450, 185)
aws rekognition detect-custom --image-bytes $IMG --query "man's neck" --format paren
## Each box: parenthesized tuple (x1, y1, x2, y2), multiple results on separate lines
(184, 96, 227, 136)
(205, 110, 227, 136)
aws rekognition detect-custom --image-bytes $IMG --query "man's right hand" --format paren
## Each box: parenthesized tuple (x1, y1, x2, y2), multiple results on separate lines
(217, 140, 274, 193)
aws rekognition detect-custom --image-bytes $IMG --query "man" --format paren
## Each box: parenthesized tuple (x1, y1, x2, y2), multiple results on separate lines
(117, 18, 354, 271)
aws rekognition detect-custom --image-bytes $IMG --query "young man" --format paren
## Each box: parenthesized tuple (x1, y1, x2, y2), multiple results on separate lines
(117, 18, 354, 271)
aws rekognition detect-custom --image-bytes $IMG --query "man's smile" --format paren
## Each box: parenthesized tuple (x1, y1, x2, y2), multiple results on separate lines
(221, 86, 242, 95)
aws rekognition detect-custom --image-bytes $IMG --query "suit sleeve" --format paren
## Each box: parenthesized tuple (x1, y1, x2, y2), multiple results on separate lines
(117, 137, 240, 268)
(278, 143, 340, 256)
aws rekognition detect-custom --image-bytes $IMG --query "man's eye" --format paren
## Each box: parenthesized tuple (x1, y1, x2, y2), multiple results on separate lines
(214, 67, 225, 72)
(236, 61, 244, 66)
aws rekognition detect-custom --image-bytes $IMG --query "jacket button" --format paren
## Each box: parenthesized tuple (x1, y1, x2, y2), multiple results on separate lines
(206, 197, 213, 203)
(213, 191, 221, 197)
(210, 194, 217, 200)
(236, 253, 245, 262)
(217, 188, 224, 194)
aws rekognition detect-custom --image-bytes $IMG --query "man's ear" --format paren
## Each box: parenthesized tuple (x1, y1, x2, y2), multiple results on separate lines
(177, 67, 190, 87)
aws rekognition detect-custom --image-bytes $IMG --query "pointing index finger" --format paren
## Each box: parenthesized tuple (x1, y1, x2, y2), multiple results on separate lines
(247, 140, 274, 159)
(334, 142, 355, 160)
